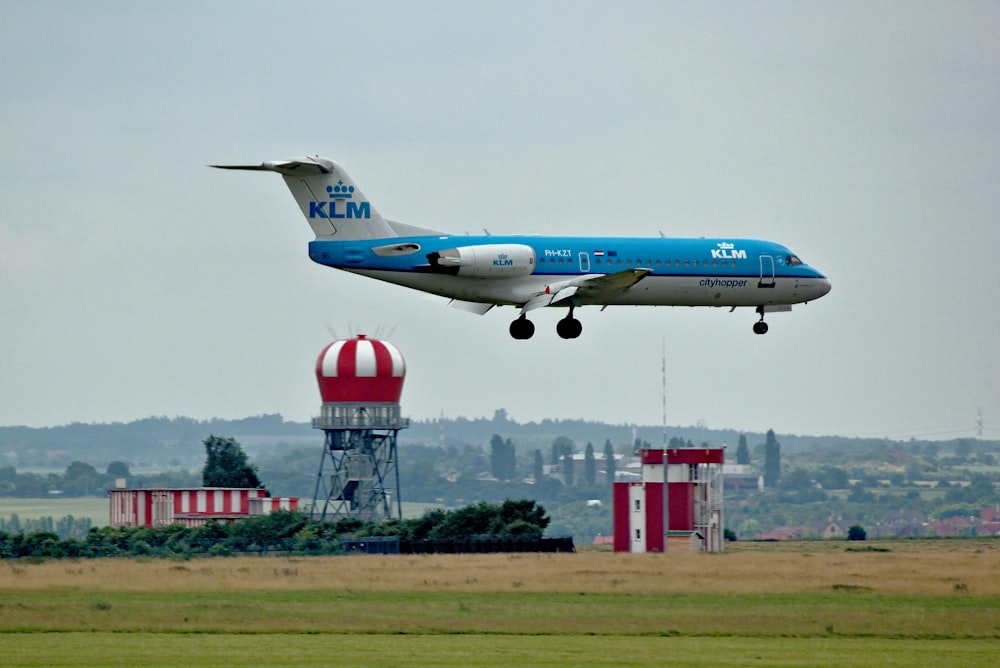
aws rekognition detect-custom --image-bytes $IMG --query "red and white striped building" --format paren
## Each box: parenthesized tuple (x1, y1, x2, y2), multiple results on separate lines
(109, 487, 299, 528)
(613, 448, 725, 553)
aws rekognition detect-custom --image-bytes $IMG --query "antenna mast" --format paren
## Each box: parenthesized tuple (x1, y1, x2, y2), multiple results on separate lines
(662, 337, 667, 448)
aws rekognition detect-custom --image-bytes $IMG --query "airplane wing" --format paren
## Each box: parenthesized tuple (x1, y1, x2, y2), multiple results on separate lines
(449, 299, 495, 315)
(523, 268, 652, 312)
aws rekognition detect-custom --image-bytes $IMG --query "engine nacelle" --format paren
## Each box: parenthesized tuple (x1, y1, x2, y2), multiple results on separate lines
(428, 244, 536, 278)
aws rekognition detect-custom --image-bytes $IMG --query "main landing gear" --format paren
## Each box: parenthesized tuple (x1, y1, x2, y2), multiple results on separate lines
(509, 314, 535, 340)
(753, 306, 769, 335)
(556, 309, 583, 339)
(509, 308, 583, 340)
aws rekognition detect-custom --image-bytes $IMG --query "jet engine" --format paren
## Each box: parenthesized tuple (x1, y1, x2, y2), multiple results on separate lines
(426, 244, 535, 278)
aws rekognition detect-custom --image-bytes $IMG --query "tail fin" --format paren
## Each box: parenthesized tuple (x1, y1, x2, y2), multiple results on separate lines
(212, 156, 398, 240)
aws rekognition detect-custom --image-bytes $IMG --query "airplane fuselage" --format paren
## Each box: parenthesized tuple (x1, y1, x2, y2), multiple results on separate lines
(308, 235, 830, 309)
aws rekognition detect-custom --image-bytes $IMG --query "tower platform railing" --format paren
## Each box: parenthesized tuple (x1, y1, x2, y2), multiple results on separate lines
(312, 403, 409, 430)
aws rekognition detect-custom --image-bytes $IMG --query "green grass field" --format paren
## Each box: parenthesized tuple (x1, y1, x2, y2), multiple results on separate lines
(3, 634, 995, 668)
(0, 497, 109, 526)
(2, 545, 998, 666)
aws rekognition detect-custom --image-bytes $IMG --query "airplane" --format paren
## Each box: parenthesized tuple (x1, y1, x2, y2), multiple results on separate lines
(212, 156, 831, 339)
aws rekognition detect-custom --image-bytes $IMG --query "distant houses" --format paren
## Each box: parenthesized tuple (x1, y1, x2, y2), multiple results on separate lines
(752, 507, 1000, 540)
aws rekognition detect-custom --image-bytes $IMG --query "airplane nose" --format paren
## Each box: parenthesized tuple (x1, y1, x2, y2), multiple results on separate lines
(814, 277, 832, 299)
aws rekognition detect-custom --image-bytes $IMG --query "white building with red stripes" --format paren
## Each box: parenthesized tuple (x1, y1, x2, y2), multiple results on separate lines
(613, 448, 725, 553)
(109, 487, 299, 528)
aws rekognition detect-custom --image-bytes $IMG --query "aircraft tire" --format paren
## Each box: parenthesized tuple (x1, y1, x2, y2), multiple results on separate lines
(557, 317, 582, 339)
(510, 317, 535, 340)
(753, 321, 769, 335)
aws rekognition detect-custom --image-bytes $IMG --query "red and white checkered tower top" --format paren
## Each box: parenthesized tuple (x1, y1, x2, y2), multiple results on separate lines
(315, 334, 406, 403)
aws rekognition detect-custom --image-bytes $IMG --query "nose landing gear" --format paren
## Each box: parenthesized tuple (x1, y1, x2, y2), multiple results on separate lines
(753, 306, 769, 335)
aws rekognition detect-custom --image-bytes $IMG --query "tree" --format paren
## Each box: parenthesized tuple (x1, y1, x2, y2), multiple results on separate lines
(781, 467, 813, 491)
(550, 436, 574, 466)
(489, 434, 516, 481)
(603, 439, 616, 485)
(201, 435, 262, 488)
(736, 434, 750, 465)
(847, 525, 867, 541)
(816, 466, 848, 490)
(533, 449, 544, 484)
(584, 442, 596, 487)
(64, 461, 99, 480)
(562, 453, 575, 487)
(63, 461, 100, 495)
(106, 461, 130, 478)
(763, 429, 781, 488)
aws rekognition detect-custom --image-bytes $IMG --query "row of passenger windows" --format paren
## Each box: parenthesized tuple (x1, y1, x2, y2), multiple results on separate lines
(539, 257, 740, 268)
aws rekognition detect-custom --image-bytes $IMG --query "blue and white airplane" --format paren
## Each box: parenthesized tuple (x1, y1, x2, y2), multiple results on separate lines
(213, 156, 831, 339)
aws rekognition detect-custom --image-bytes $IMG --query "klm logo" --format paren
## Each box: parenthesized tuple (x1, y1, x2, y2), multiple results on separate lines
(711, 242, 747, 260)
(308, 181, 371, 219)
(493, 252, 513, 267)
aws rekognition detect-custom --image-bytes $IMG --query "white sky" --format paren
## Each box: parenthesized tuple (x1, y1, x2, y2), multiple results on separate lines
(2, 1, 998, 440)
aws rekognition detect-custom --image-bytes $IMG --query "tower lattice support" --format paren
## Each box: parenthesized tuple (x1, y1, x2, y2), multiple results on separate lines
(311, 426, 401, 523)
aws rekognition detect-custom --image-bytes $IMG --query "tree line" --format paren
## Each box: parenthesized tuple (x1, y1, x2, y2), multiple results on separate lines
(0, 514, 92, 540)
(0, 499, 550, 560)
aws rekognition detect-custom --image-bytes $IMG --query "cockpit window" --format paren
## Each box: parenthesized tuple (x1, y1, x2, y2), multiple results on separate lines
(786, 255, 803, 266)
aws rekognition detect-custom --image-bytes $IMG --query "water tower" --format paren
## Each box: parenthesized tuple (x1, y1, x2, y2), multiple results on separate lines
(311, 334, 409, 522)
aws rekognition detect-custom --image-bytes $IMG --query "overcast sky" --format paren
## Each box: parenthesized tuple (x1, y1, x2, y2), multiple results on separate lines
(2, 2, 998, 441)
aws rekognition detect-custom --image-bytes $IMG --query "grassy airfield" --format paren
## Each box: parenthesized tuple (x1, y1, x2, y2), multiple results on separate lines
(1, 540, 998, 666)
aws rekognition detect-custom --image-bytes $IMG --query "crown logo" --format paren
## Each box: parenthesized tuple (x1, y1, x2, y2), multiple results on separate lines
(717, 242, 734, 250)
(327, 181, 355, 199)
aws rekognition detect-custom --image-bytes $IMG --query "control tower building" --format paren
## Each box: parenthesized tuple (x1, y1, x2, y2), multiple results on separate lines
(311, 334, 409, 522)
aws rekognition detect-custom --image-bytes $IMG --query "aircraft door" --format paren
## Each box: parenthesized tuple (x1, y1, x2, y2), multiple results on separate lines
(758, 255, 775, 288)
(578, 252, 590, 273)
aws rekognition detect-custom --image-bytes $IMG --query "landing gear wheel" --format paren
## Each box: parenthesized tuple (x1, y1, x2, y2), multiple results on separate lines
(556, 316, 583, 339)
(753, 306, 769, 335)
(509, 315, 535, 340)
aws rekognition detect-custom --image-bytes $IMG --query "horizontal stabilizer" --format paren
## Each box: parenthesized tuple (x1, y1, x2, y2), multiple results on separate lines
(210, 158, 333, 175)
